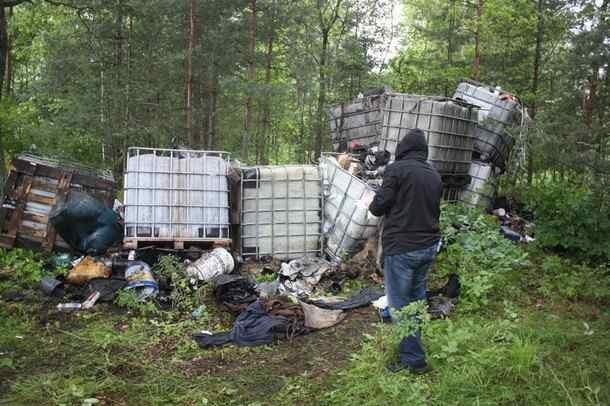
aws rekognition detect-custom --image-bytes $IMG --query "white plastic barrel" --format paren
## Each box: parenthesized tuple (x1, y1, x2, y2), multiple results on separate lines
(186, 247, 235, 282)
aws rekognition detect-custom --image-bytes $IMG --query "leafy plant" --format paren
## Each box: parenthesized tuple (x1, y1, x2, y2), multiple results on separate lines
(114, 289, 159, 316)
(436, 203, 529, 310)
(154, 255, 203, 314)
(0, 248, 46, 290)
(520, 179, 610, 264)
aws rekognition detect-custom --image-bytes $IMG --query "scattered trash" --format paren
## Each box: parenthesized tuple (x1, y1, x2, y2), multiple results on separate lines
(255, 279, 280, 298)
(56, 302, 83, 311)
(40, 276, 65, 297)
(310, 287, 385, 311)
(81, 291, 101, 309)
(300, 301, 346, 329)
(50, 253, 76, 269)
(426, 273, 461, 319)
(49, 190, 123, 255)
(186, 247, 234, 283)
(65, 256, 111, 286)
(191, 305, 207, 319)
(124, 261, 158, 300)
(493, 206, 535, 242)
(212, 274, 258, 314)
(193, 299, 308, 348)
(278, 257, 335, 298)
(87, 278, 127, 302)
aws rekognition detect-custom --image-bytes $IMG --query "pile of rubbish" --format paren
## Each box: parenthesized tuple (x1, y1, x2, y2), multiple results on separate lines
(0, 79, 534, 349)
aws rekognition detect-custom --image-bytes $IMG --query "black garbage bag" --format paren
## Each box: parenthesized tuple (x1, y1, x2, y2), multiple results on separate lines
(49, 191, 122, 255)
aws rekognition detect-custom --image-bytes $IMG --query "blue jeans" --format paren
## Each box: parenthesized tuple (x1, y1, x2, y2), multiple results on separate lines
(384, 243, 438, 368)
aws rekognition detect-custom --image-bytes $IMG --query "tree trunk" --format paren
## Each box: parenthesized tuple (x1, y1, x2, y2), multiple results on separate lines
(473, 0, 483, 81)
(315, 31, 329, 161)
(207, 70, 218, 150)
(241, 0, 257, 161)
(0, 5, 7, 100)
(527, 0, 544, 185)
(185, 0, 196, 146)
(258, 33, 274, 165)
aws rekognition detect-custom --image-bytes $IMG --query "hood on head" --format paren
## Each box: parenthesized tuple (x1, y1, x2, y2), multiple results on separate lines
(396, 128, 428, 160)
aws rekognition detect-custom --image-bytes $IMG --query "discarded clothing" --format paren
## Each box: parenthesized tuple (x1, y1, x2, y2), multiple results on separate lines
(212, 274, 258, 314)
(300, 301, 346, 329)
(49, 190, 123, 255)
(193, 299, 308, 348)
(310, 286, 385, 310)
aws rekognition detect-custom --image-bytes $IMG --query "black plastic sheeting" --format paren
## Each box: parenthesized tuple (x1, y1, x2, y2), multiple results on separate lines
(49, 191, 123, 255)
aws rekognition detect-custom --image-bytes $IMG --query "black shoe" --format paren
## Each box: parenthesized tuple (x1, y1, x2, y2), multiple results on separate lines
(386, 361, 431, 375)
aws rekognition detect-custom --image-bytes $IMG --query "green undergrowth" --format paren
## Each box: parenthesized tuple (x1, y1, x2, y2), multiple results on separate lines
(1, 204, 609, 405)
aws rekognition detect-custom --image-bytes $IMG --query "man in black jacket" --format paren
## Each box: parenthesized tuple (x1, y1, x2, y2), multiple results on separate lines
(369, 128, 442, 374)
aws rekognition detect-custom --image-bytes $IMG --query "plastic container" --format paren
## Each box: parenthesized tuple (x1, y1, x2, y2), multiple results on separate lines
(453, 80, 521, 125)
(186, 247, 235, 282)
(321, 156, 380, 261)
(123, 148, 231, 246)
(378, 95, 478, 175)
(327, 88, 388, 150)
(453, 80, 526, 169)
(460, 161, 498, 209)
(240, 165, 322, 260)
(125, 261, 158, 299)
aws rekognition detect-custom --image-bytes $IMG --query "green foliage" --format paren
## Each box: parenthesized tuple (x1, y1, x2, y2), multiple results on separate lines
(520, 179, 610, 263)
(437, 203, 529, 310)
(114, 289, 159, 316)
(154, 255, 203, 314)
(536, 254, 610, 303)
(0, 248, 46, 290)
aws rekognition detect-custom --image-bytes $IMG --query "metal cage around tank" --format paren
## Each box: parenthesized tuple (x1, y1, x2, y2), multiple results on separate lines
(123, 147, 231, 248)
(379, 95, 479, 175)
(240, 165, 323, 261)
(320, 155, 381, 262)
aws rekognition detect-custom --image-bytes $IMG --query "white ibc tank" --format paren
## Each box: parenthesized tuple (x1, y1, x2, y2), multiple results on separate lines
(124, 148, 230, 243)
(241, 165, 322, 260)
(321, 156, 380, 262)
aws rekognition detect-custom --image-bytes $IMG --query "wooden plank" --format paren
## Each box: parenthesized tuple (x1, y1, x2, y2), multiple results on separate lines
(26, 193, 56, 207)
(18, 223, 47, 240)
(44, 170, 73, 252)
(12, 158, 116, 193)
(4, 175, 34, 246)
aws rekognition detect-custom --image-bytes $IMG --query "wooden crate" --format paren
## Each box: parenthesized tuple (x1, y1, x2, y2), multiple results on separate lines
(0, 154, 116, 252)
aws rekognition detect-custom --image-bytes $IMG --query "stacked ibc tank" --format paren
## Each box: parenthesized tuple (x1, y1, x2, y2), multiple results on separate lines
(453, 79, 529, 208)
(328, 89, 479, 199)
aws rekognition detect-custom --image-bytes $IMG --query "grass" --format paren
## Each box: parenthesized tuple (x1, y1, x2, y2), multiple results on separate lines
(1, 206, 609, 405)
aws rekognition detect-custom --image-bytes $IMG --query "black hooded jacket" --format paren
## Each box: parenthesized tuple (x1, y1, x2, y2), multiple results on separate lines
(369, 129, 442, 255)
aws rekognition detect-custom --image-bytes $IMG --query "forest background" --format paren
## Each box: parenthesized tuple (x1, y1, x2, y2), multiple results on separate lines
(0, 0, 608, 261)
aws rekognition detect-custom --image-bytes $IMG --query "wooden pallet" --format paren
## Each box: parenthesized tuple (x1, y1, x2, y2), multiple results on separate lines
(123, 238, 232, 251)
(0, 154, 116, 252)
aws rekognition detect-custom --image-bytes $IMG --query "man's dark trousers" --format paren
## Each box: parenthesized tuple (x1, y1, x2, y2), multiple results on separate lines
(384, 242, 438, 368)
